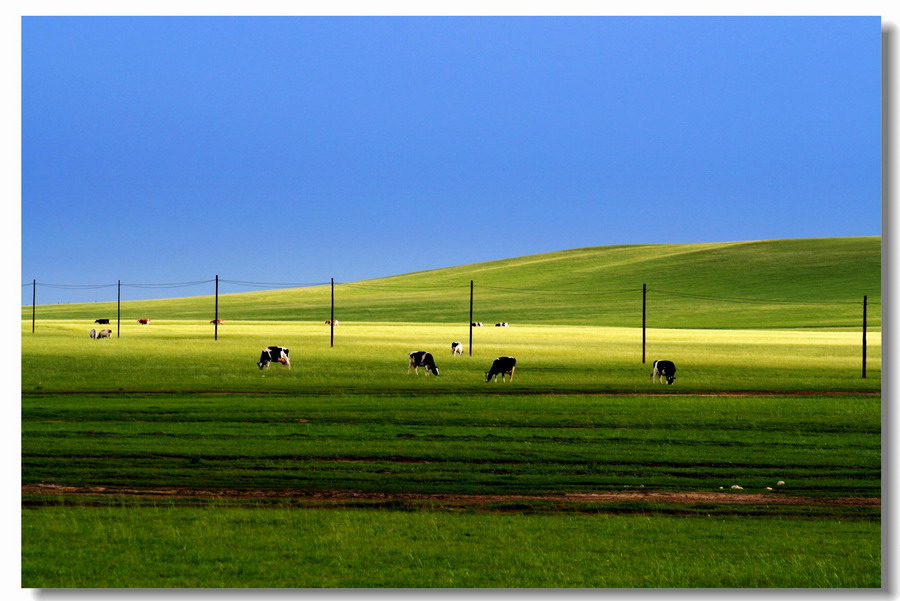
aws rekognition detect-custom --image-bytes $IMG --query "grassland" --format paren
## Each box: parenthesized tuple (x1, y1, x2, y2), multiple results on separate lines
(24, 236, 881, 327)
(21, 321, 881, 394)
(23, 505, 879, 588)
(21, 237, 882, 588)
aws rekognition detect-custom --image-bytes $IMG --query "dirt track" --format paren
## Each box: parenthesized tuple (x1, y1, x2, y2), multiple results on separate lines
(22, 484, 880, 508)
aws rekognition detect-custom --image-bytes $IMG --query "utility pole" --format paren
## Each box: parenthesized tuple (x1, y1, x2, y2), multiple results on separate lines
(642, 284, 647, 364)
(32, 280, 35, 333)
(469, 280, 474, 356)
(117, 280, 121, 338)
(330, 278, 335, 348)
(862, 295, 867, 378)
(215, 275, 219, 341)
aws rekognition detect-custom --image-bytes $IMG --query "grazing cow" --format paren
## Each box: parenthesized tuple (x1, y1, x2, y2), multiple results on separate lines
(325, 320, 340, 326)
(94, 319, 110, 325)
(97, 328, 113, 339)
(451, 341, 463, 356)
(651, 360, 677, 385)
(495, 322, 509, 327)
(471, 322, 484, 327)
(485, 356, 516, 382)
(210, 319, 224, 325)
(89, 328, 97, 339)
(408, 351, 440, 376)
(258, 346, 291, 370)
(137, 319, 151, 325)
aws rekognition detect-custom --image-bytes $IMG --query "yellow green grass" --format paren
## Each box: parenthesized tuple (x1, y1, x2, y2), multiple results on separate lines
(23, 237, 881, 328)
(22, 321, 880, 394)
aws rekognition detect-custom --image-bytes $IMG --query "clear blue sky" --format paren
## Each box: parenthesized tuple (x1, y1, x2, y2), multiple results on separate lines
(21, 16, 882, 305)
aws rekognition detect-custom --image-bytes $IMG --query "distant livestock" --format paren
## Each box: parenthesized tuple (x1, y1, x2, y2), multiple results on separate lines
(451, 342, 463, 356)
(210, 319, 224, 325)
(471, 322, 484, 327)
(258, 346, 291, 370)
(94, 319, 110, 325)
(651, 360, 677, 385)
(137, 319, 151, 325)
(486, 356, 516, 382)
(97, 328, 113, 339)
(88, 329, 97, 339)
(495, 322, 509, 327)
(408, 351, 440, 376)
(325, 320, 339, 326)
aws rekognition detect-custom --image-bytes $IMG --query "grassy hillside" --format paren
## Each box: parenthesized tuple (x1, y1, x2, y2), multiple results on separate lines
(24, 237, 881, 329)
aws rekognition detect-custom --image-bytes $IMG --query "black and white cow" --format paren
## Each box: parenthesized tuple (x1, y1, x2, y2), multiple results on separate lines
(471, 322, 484, 327)
(258, 346, 291, 370)
(408, 351, 440, 376)
(97, 328, 113, 339)
(451, 341, 463, 356)
(94, 318, 110, 325)
(495, 322, 509, 327)
(485, 356, 516, 382)
(651, 360, 677, 385)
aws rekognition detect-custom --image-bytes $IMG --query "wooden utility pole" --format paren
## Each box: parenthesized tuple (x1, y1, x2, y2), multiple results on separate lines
(214, 275, 219, 341)
(31, 280, 35, 333)
(469, 280, 474, 356)
(330, 278, 335, 348)
(642, 284, 647, 364)
(117, 280, 121, 338)
(862, 295, 867, 378)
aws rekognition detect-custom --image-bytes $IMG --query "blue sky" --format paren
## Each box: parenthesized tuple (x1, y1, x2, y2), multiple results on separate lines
(21, 16, 882, 305)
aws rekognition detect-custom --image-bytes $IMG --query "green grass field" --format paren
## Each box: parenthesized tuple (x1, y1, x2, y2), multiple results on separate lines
(24, 237, 881, 327)
(22, 504, 880, 588)
(21, 237, 882, 588)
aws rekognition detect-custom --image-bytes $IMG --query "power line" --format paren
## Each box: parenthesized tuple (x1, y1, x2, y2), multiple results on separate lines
(220, 279, 329, 289)
(121, 280, 215, 289)
(478, 285, 640, 296)
(649, 288, 867, 306)
(23, 278, 880, 307)
(336, 281, 464, 291)
(30, 282, 118, 290)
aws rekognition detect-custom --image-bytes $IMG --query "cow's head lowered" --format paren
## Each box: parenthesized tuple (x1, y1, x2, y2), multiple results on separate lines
(486, 357, 516, 382)
(258, 346, 291, 370)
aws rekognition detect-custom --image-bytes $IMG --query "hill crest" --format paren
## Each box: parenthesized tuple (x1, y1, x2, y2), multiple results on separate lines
(24, 237, 881, 328)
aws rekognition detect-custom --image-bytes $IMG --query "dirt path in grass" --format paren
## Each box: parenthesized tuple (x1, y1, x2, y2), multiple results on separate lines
(22, 484, 880, 508)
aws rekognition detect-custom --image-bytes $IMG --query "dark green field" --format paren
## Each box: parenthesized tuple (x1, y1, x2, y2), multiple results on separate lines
(24, 391, 879, 500)
(21, 237, 882, 588)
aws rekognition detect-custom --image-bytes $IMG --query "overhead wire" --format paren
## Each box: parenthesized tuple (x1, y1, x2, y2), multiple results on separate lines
(649, 288, 869, 306)
(220, 279, 329, 289)
(122, 280, 215, 289)
(24, 279, 878, 308)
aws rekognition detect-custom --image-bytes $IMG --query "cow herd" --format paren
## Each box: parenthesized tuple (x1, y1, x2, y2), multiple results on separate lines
(407, 350, 518, 382)
(89, 319, 113, 339)
(84, 317, 679, 384)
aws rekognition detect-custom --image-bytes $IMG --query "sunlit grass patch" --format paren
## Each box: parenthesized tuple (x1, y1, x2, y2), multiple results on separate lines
(22, 321, 880, 394)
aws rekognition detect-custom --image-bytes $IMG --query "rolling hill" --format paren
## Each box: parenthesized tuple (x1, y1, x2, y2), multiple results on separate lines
(24, 237, 881, 329)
